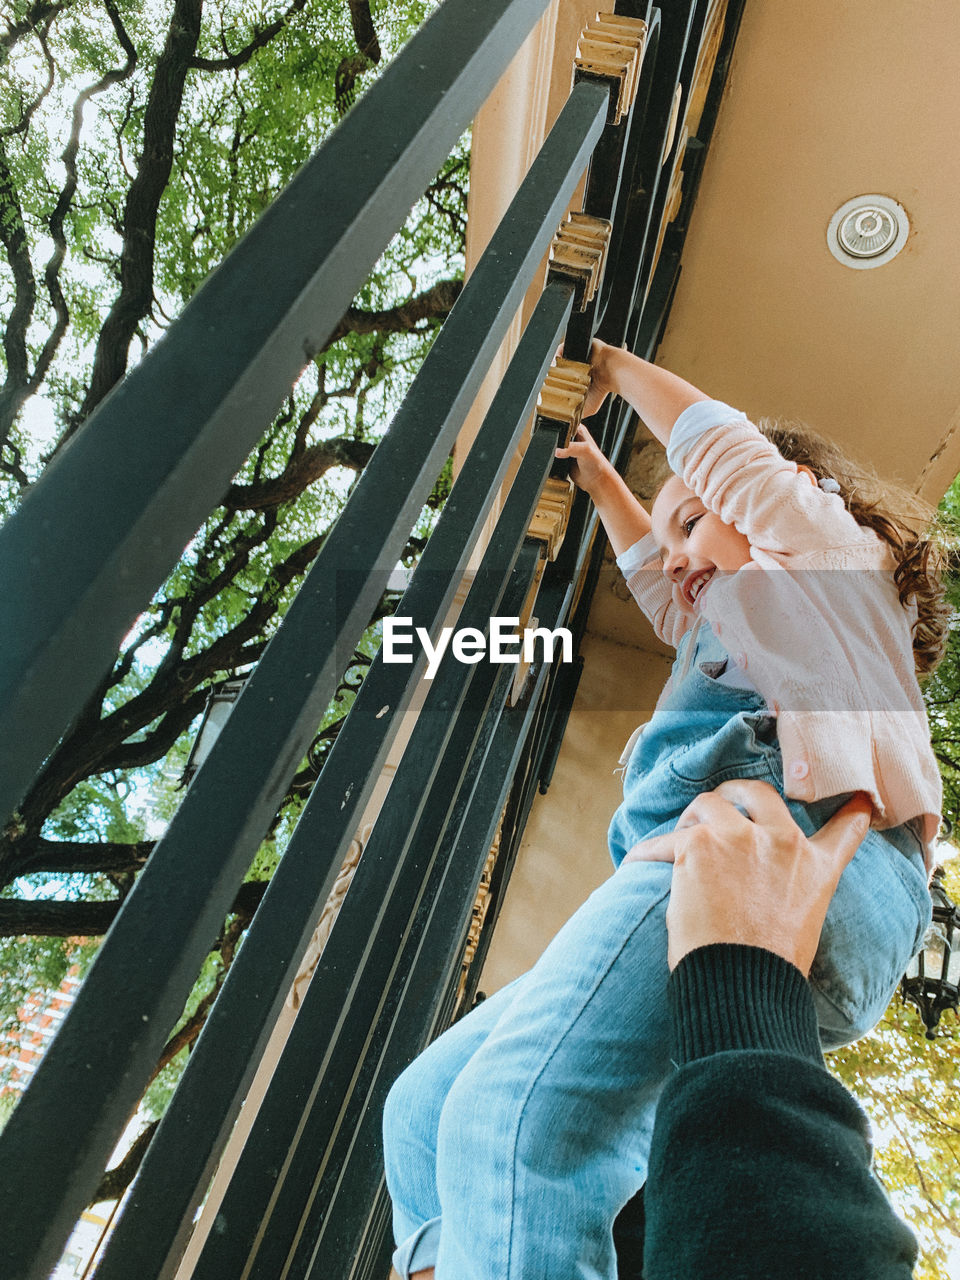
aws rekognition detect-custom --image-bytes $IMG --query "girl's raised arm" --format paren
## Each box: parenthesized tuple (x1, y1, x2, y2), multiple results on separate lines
(554, 423, 650, 554)
(555, 423, 687, 648)
(578, 342, 862, 559)
(555, 395, 690, 648)
(583, 340, 710, 448)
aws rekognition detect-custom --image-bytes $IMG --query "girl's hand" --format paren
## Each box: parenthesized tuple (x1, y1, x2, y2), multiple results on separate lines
(555, 423, 615, 496)
(582, 338, 618, 418)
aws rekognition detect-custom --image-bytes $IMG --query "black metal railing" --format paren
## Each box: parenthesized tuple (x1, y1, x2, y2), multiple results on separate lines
(0, 1, 746, 1276)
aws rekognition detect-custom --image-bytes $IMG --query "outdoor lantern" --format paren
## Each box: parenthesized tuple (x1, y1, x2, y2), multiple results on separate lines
(180, 679, 246, 785)
(900, 866, 960, 1039)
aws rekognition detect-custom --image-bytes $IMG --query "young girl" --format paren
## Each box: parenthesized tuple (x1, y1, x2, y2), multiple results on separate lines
(381, 342, 944, 1280)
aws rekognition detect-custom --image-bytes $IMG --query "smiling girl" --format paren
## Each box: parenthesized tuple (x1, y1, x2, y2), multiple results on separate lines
(380, 341, 945, 1280)
(561, 340, 944, 871)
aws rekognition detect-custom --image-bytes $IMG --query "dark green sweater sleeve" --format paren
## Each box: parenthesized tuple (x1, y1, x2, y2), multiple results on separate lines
(642, 944, 918, 1280)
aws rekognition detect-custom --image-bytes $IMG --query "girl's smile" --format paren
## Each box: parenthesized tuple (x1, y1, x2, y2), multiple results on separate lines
(651, 475, 753, 615)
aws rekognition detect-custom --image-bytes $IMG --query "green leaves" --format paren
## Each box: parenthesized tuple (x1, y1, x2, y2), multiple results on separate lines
(0, 8, 466, 1198)
(925, 477, 960, 830)
(829, 858, 960, 1277)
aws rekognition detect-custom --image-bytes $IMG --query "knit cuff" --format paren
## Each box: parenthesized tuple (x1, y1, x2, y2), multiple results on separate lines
(669, 944, 823, 1066)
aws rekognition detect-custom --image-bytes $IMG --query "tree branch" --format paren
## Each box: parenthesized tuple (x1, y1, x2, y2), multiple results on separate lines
(87, 885, 266, 1205)
(27, 0, 138, 429)
(323, 277, 462, 348)
(903, 1091, 960, 1137)
(12, 838, 153, 878)
(5, 518, 292, 861)
(189, 0, 310, 72)
(0, 136, 37, 437)
(334, 52, 373, 117)
(0, 15, 56, 141)
(92, 1119, 159, 1204)
(154, 513, 277, 679)
(0, 878, 269, 938)
(71, 0, 203, 431)
(222, 436, 375, 510)
(347, 0, 381, 61)
(334, 0, 383, 116)
(0, 0, 74, 58)
(886, 1109, 960, 1236)
(0, 898, 122, 937)
(9, 523, 320, 844)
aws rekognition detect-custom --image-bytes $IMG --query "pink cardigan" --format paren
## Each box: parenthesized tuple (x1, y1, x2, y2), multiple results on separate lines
(620, 407, 941, 865)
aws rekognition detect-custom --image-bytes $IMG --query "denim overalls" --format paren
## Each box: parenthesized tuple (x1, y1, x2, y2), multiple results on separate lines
(382, 624, 932, 1280)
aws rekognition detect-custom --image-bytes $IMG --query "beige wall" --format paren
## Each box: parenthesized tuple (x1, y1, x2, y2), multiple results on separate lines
(656, 0, 960, 501)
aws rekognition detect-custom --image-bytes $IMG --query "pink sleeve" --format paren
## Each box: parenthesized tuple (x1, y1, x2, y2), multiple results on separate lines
(680, 420, 868, 556)
(619, 533, 691, 649)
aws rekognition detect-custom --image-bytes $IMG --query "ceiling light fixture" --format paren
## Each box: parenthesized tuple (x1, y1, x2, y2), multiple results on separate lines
(827, 194, 909, 269)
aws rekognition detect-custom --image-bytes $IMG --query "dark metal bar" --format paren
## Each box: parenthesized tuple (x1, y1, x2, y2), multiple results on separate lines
(348, 1183, 396, 1280)
(189, 437, 555, 1279)
(594, 2, 704, 351)
(621, 1, 712, 354)
(458, 572, 580, 978)
(0, 0, 555, 829)
(627, 0, 750, 355)
(560, 0, 653, 361)
(0, 84, 606, 1280)
(295, 615, 560, 1280)
(635, 246, 682, 358)
(284, 636, 525, 1280)
(537, 653, 585, 794)
(583, 5, 664, 351)
(92, 283, 574, 1280)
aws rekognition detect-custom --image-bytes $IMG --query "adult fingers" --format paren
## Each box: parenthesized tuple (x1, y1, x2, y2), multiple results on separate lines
(621, 832, 677, 865)
(710, 778, 793, 825)
(673, 788, 756, 836)
(711, 779, 871, 873)
(808, 792, 872, 874)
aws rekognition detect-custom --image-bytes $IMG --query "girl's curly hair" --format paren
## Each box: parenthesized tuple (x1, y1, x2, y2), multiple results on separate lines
(759, 418, 952, 676)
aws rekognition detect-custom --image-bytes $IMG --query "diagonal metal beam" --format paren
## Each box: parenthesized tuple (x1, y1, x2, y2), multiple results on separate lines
(0, 78, 607, 1280)
(91, 283, 574, 1280)
(0, 0, 554, 828)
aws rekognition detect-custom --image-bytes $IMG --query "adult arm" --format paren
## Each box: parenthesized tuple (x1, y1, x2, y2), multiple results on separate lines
(644, 944, 918, 1280)
(628, 782, 915, 1280)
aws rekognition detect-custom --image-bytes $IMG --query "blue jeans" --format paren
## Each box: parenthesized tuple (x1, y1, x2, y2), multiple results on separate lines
(382, 627, 932, 1278)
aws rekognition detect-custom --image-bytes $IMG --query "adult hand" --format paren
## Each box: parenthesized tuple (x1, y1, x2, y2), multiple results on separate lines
(623, 780, 872, 974)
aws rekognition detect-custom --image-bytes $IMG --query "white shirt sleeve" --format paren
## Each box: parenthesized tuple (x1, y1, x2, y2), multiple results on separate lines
(666, 399, 747, 474)
(616, 530, 659, 578)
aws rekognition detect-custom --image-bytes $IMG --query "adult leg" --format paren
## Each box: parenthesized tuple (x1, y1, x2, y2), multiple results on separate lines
(432, 860, 674, 1280)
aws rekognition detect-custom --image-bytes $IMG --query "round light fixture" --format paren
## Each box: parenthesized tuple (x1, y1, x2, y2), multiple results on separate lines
(827, 194, 909, 269)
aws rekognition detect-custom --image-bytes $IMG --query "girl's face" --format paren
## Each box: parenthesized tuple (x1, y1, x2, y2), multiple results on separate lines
(651, 475, 753, 616)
